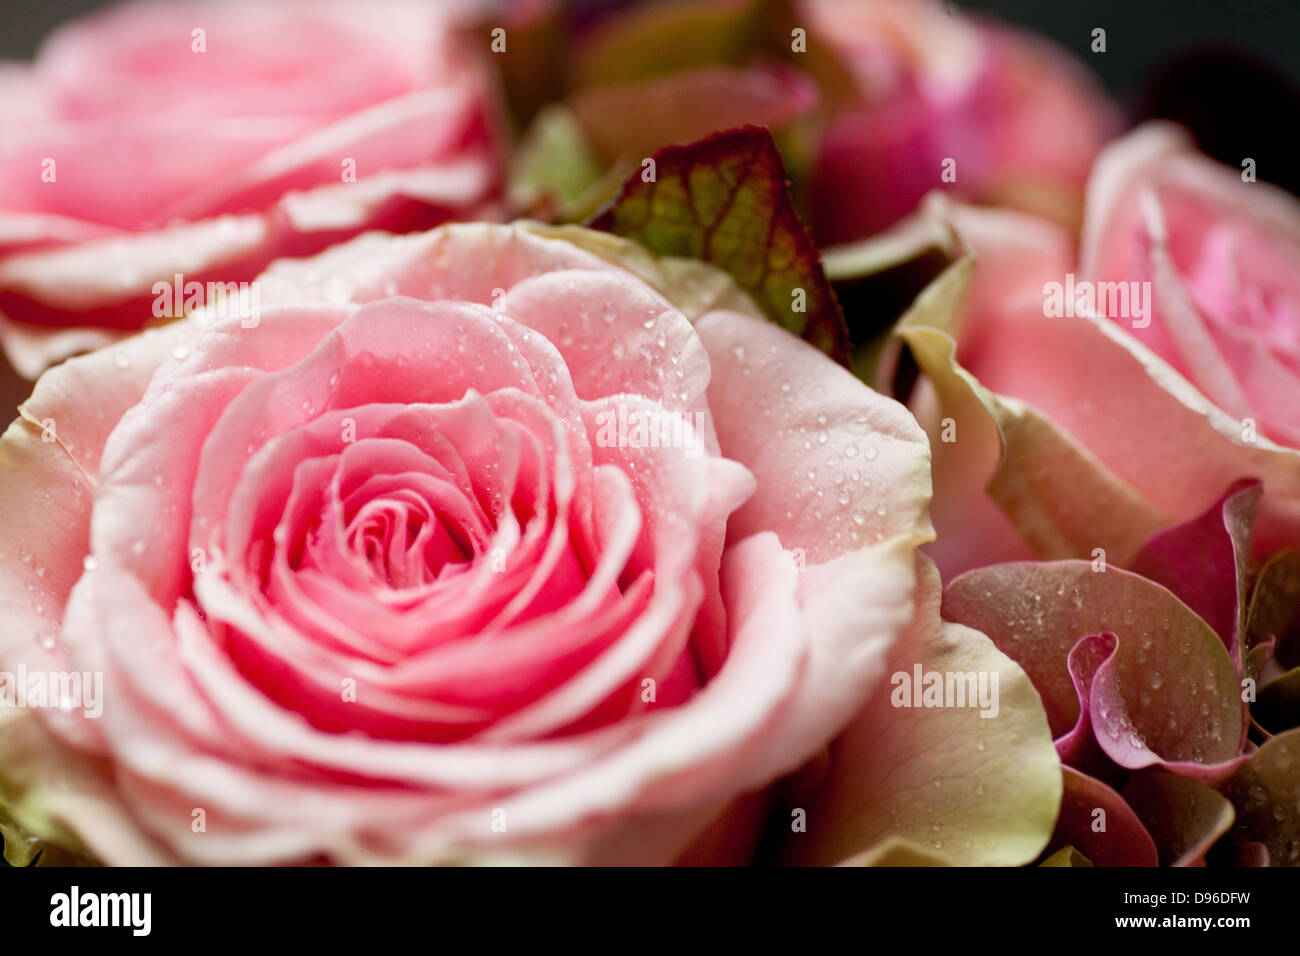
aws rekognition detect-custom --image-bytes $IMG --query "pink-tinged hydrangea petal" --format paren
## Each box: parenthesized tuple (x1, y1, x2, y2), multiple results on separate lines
(1218, 728, 1300, 866)
(1049, 766, 1158, 867)
(1129, 479, 1259, 664)
(1247, 551, 1300, 732)
(1087, 635, 1247, 784)
(1055, 633, 1121, 783)
(696, 308, 933, 564)
(1121, 770, 1235, 867)
(944, 561, 1246, 782)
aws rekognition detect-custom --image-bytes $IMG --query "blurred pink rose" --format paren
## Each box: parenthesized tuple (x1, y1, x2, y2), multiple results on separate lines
(0, 0, 504, 377)
(0, 222, 933, 864)
(901, 129, 1300, 580)
(806, 0, 1117, 244)
(1081, 123, 1300, 448)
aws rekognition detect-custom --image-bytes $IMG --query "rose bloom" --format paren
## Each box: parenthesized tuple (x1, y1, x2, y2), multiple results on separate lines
(0, 222, 933, 865)
(899, 125, 1300, 580)
(0, 0, 503, 378)
(805, 0, 1117, 244)
(1081, 123, 1300, 449)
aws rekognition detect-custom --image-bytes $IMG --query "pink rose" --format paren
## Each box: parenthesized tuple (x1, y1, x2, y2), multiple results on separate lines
(0, 222, 933, 864)
(806, 0, 1117, 244)
(1081, 123, 1300, 448)
(880, 129, 1300, 582)
(0, 0, 504, 377)
(862, 129, 1300, 868)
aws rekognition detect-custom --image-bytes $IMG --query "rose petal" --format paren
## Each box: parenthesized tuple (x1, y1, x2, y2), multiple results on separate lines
(782, 555, 1061, 866)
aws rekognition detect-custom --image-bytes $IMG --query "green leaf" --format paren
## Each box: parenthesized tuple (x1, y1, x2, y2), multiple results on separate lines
(587, 125, 850, 363)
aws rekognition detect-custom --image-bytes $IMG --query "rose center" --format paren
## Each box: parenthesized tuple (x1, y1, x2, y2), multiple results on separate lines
(345, 492, 473, 590)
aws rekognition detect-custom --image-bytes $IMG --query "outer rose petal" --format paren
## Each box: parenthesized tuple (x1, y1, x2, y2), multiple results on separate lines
(0, 320, 197, 862)
(695, 309, 933, 564)
(782, 555, 1061, 866)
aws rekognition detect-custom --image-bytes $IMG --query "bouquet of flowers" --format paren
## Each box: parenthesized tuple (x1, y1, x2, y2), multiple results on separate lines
(0, 0, 1296, 872)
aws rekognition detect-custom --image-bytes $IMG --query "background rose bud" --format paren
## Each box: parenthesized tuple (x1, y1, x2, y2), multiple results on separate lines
(806, 0, 1117, 244)
(0, 0, 506, 377)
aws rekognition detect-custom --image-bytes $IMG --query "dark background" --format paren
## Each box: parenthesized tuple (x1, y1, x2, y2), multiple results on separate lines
(4, 0, 1299, 96)
(2, 0, 1296, 84)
